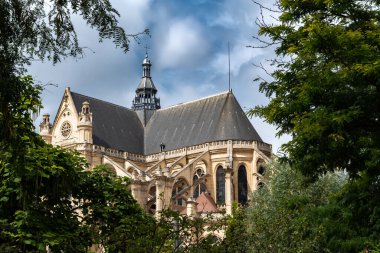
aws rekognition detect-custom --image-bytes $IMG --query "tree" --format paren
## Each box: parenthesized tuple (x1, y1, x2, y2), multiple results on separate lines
(246, 161, 346, 252)
(249, 2, 380, 249)
(0, 0, 147, 145)
(250, 0, 380, 180)
(0, 1, 150, 251)
(0, 78, 151, 251)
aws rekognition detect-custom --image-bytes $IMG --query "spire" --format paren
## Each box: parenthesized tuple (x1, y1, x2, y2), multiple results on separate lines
(132, 55, 161, 125)
(142, 54, 151, 78)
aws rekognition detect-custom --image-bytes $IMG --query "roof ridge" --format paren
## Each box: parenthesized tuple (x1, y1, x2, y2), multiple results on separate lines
(71, 91, 134, 111)
(159, 90, 231, 111)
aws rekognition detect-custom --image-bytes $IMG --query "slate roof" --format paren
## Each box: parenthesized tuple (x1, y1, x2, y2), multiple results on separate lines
(71, 92, 144, 154)
(70, 90, 263, 155)
(144, 91, 262, 154)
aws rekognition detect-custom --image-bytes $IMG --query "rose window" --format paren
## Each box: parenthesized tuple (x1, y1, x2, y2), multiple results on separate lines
(61, 121, 71, 137)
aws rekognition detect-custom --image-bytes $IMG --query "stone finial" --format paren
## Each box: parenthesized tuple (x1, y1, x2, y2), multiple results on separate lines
(79, 101, 92, 123)
(39, 113, 51, 134)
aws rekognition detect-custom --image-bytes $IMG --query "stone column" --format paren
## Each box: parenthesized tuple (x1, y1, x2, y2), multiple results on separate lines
(225, 167, 233, 215)
(252, 149, 258, 191)
(186, 197, 198, 217)
(131, 180, 141, 203)
(155, 166, 165, 218)
(155, 177, 166, 218)
(131, 170, 141, 204)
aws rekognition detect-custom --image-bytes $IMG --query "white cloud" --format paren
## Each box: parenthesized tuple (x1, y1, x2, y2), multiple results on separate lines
(156, 18, 209, 69)
(209, 12, 238, 28)
(112, 0, 152, 33)
(211, 42, 265, 77)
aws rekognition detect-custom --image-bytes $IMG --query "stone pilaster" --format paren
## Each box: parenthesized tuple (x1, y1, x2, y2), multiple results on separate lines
(131, 175, 149, 210)
(225, 167, 233, 215)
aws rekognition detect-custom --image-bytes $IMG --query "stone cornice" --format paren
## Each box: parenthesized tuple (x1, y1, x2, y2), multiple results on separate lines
(85, 140, 272, 163)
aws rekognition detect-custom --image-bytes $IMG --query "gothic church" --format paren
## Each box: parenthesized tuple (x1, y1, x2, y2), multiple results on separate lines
(39, 55, 271, 215)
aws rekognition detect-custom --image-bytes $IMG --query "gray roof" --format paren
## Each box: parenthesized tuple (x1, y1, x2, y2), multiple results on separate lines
(70, 91, 262, 155)
(144, 91, 262, 154)
(71, 92, 144, 154)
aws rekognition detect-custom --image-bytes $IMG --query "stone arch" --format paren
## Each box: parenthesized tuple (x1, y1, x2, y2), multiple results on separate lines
(256, 158, 266, 176)
(127, 166, 135, 175)
(104, 163, 117, 175)
(171, 164, 183, 176)
(193, 160, 207, 175)
(173, 176, 190, 187)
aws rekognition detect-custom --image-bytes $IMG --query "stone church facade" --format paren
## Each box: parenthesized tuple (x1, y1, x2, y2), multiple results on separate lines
(39, 55, 271, 215)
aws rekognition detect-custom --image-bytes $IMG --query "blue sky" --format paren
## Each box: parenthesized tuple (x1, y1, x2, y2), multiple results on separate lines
(29, 0, 290, 154)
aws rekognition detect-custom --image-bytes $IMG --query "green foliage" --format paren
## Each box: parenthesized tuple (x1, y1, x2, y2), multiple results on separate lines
(249, 1, 380, 251)
(0, 1, 152, 251)
(0, 76, 153, 252)
(222, 205, 249, 253)
(246, 160, 346, 253)
(0, 0, 148, 68)
(250, 0, 380, 180)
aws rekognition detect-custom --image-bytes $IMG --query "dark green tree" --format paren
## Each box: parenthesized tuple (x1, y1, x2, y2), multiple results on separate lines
(0, 77, 151, 252)
(250, 1, 380, 250)
(1, 0, 147, 147)
(250, 0, 380, 179)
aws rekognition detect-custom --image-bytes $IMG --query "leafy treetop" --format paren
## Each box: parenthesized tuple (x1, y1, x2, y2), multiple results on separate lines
(250, 0, 380, 180)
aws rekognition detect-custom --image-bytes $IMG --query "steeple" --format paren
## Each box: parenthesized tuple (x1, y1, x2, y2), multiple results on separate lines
(132, 54, 160, 125)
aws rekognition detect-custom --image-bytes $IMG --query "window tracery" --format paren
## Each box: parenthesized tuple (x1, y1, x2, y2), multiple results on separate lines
(60, 121, 71, 138)
(216, 166, 225, 204)
(193, 168, 207, 198)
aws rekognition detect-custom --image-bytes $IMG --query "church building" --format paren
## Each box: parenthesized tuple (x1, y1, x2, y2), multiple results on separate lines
(39, 55, 271, 215)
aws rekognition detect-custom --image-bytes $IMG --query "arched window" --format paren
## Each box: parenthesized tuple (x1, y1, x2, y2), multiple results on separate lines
(258, 164, 265, 175)
(148, 186, 156, 214)
(216, 166, 225, 204)
(172, 179, 188, 207)
(193, 168, 207, 199)
(238, 165, 248, 204)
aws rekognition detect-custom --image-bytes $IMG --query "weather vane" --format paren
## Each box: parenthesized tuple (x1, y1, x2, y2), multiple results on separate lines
(143, 38, 150, 57)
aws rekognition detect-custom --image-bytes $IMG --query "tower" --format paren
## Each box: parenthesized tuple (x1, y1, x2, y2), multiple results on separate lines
(132, 54, 160, 125)
(39, 113, 52, 144)
(77, 101, 93, 144)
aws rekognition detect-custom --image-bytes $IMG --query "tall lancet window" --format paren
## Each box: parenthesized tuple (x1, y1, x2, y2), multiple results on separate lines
(238, 165, 248, 204)
(216, 166, 225, 204)
(193, 168, 207, 199)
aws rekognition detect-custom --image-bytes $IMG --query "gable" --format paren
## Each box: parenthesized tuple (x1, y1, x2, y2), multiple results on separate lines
(70, 92, 144, 154)
(50, 88, 80, 146)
